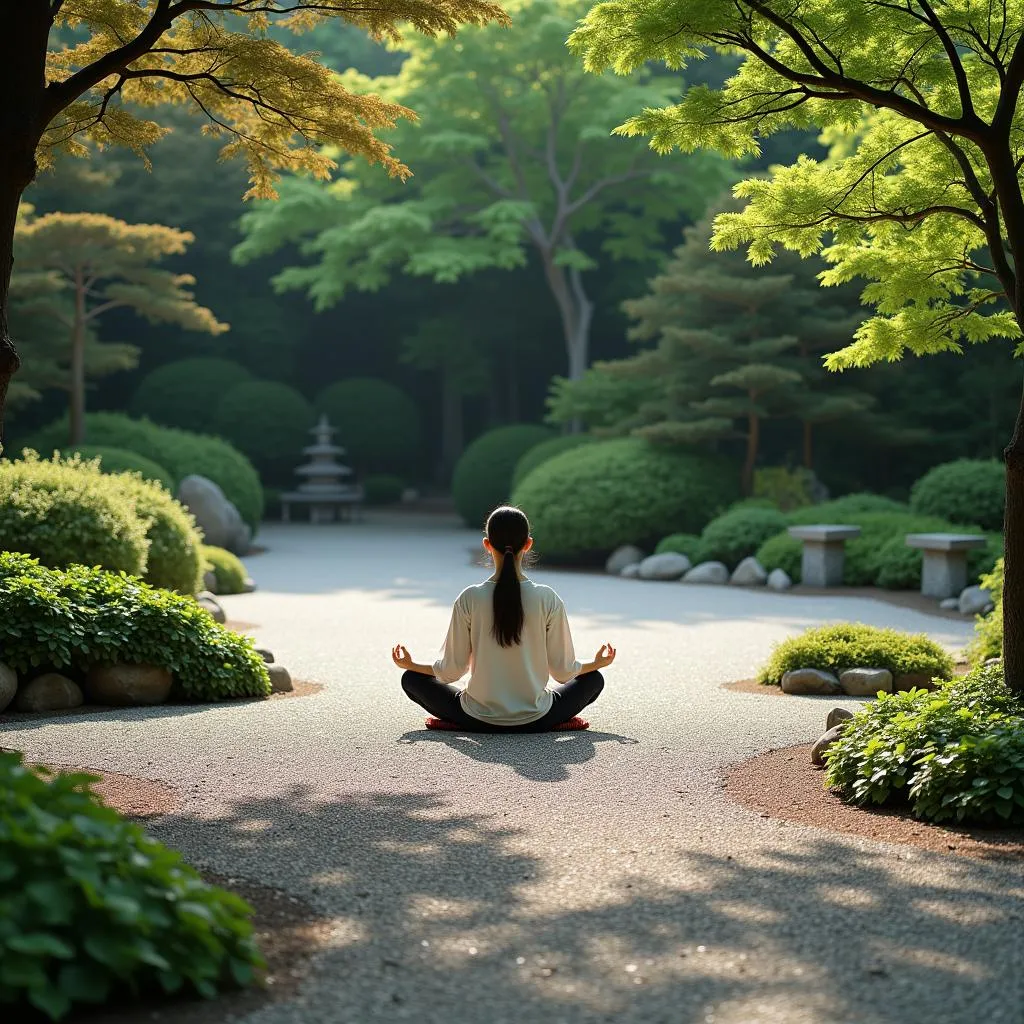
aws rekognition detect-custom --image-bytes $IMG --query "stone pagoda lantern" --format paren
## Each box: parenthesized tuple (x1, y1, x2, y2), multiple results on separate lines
(280, 415, 364, 523)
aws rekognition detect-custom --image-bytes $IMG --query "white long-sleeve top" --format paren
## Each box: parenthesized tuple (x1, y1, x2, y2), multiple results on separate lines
(432, 577, 583, 726)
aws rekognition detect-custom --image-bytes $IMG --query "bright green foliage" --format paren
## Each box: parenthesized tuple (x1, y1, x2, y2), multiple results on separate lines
(236, 0, 728, 383)
(753, 467, 818, 512)
(202, 545, 248, 596)
(0, 551, 270, 701)
(314, 378, 421, 476)
(910, 459, 1005, 531)
(0, 750, 261, 1020)
(512, 434, 597, 489)
(0, 451, 149, 576)
(824, 664, 1024, 824)
(363, 474, 405, 506)
(654, 532, 702, 561)
(68, 445, 174, 491)
(968, 559, 1004, 666)
(130, 358, 253, 434)
(758, 623, 954, 687)
(755, 531, 802, 580)
(453, 424, 553, 528)
(696, 504, 788, 569)
(213, 380, 314, 484)
(512, 437, 737, 561)
(25, 413, 264, 531)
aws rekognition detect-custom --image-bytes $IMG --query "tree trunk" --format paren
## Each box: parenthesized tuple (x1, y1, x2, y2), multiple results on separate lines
(539, 251, 594, 384)
(0, 182, 22, 453)
(743, 405, 760, 495)
(1003, 370, 1024, 694)
(69, 266, 86, 445)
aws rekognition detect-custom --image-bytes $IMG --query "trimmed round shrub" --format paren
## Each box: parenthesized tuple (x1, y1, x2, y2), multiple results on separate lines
(26, 413, 264, 530)
(202, 544, 248, 595)
(512, 437, 738, 563)
(654, 533, 702, 561)
(0, 452, 149, 576)
(315, 378, 421, 476)
(787, 493, 908, 520)
(756, 531, 802, 580)
(758, 622, 954, 686)
(363, 473, 405, 506)
(512, 434, 596, 488)
(967, 557, 1004, 665)
(697, 504, 788, 569)
(0, 750, 261, 1020)
(0, 550, 270, 700)
(910, 458, 1004, 531)
(212, 380, 314, 482)
(130, 357, 253, 433)
(824, 663, 1024, 824)
(70, 444, 174, 491)
(454, 424, 554, 527)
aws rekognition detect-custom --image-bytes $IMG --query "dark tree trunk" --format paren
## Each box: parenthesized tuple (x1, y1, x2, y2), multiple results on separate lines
(1003, 372, 1024, 694)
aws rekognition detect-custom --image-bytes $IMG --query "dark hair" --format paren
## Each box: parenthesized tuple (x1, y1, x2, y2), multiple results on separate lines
(486, 505, 530, 647)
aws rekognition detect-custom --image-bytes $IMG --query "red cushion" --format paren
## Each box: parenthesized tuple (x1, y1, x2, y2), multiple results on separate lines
(424, 715, 589, 732)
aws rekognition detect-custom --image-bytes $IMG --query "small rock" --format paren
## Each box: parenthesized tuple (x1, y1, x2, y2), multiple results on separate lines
(682, 561, 730, 585)
(203, 570, 219, 594)
(638, 552, 691, 580)
(781, 668, 842, 695)
(839, 667, 893, 697)
(826, 707, 854, 731)
(766, 568, 792, 591)
(606, 545, 645, 575)
(196, 591, 226, 623)
(267, 664, 293, 693)
(620, 563, 641, 579)
(730, 556, 767, 586)
(85, 663, 172, 707)
(14, 673, 84, 713)
(242, 577, 257, 593)
(256, 648, 275, 664)
(959, 585, 995, 616)
(894, 672, 940, 692)
(0, 663, 17, 714)
(811, 725, 846, 766)
(939, 597, 959, 611)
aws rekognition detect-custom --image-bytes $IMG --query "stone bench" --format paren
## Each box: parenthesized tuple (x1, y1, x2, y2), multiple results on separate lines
(905, 533, 987, 599)
(787, 525, 862, 587)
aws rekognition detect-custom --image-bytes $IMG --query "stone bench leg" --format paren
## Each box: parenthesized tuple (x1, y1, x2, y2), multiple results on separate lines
(920, 550, 968, 599)
(801, 541, 847, 587)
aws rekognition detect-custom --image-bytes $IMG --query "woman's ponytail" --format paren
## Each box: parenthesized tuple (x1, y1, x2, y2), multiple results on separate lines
(486, 506, 530, 647)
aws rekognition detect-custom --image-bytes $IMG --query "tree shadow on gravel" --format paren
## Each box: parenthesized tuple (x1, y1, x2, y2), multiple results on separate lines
(150, 785, 1024, 1024)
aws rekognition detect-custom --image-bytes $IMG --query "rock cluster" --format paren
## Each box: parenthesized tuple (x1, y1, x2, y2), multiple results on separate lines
(177, 474, 251, 555)
(606, 545, 790, 591)
(811, 707, 854, 766)
(779, 665, 936, 697)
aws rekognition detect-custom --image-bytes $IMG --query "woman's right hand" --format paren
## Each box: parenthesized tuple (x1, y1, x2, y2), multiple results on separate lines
(593, 642, 616, 669)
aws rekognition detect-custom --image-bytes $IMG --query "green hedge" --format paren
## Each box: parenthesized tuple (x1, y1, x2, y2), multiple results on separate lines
(454, 424, 553, 527)
(26, 413, 264, 530)
(0, 453, 150, 576)
(910, 458, 1004, 532)
(202, 544, 248, 595)
(363, 473, 405, 506)
(512, 437, 737, 563)
(0, 551, 270, 701)
(654, 533, 702, 561)
(315, 378, 421, 476)
(755, 531, 802, 580)
(824, 664, 1024, 824)
(69, 445, 174, 491)
(758, 622, 955, 686)
(0, 751, 261, 1020)
(512, 434, 596, 489)
(696, 504, 789, 569)
(130, 357, 253, 433)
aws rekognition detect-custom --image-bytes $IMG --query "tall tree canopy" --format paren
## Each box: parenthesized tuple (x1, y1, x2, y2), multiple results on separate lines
(0, 0, 508, 442)
(570, 0, 1024, 690)
(234, 0, 729, 384)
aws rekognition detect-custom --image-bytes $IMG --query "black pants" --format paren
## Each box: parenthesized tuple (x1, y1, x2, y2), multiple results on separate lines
(401, 670, 604, 733)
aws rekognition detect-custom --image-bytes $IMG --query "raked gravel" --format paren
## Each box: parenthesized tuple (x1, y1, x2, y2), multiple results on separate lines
(3, 516, 1022, 1024)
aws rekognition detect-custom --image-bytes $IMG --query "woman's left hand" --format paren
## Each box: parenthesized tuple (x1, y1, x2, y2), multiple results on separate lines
(392, 644, 415, 670)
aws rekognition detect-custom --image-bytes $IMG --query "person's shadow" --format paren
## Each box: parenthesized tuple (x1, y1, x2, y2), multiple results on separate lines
(397, 728, 638, 781)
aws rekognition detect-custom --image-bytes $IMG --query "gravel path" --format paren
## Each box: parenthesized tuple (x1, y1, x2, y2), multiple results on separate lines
(4, 516, 1022, 1024)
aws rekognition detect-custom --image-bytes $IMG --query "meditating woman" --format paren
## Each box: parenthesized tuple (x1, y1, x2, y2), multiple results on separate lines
(392, 505, 615, 732)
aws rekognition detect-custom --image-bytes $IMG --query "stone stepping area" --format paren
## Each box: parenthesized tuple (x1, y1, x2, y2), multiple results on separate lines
(2, 517, 1021, 1024)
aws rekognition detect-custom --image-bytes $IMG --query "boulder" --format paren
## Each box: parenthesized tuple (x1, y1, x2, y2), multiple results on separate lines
(638, 552, 691, 581)
(826, 706, 854, 731)
(766, 568, 792, 591)
(939, 597, 960, 611)
(959, 585, 995, 616)
(177, 475, 251, 555)
(894, 672, 940, 692)
(620, 563, 642, 579)
(242, 577, 257, 593)
(14, 673, 83, 713)
(811, 725, 847, 767)
(85, 663, 173, 707)
(606, 545, 645, 575)
(730, 556, 767, 587)
(781, 668, 842, 695)
(203, 569, 219, 594)
(682, 561, 730, 585)
(256, 648, 275, 664)
(839, 667, 893, 697)
(267, 664, 293, 693)
(0, 663, 17, 714)
(197, 591, 226, 624)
